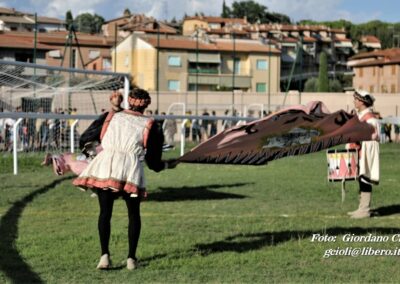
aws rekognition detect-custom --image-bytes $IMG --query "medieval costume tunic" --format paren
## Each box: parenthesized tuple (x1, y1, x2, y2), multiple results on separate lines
(357, 108, 380, 185)
(347, 107, 380, 184)
(73, 109, 165, 197)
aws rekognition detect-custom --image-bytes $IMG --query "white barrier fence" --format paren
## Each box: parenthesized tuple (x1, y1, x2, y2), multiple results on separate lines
(0, 112, 254, 175)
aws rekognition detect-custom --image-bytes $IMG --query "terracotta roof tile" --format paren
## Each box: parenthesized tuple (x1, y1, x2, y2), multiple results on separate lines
(214, 41, 280, 53)
(142, 37, 218, 51)
(0, 15, 32, 24)
(361, 35, 381, 43)
(282, 37, 298, 43)
(0, 7, 16, 14)
(141, 37, 280, 54)
(185, 16, 247, 24)
(0, 33, 53, 49)
(208, 28, 248, 35)
(34, 16, 65, 24)
(0, 31, 113, 48)
(350, 48, 400, 66)
(303, 36, 317, 42)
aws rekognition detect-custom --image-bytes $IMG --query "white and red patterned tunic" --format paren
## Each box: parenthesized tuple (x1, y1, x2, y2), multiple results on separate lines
(73, 110, 155, 197)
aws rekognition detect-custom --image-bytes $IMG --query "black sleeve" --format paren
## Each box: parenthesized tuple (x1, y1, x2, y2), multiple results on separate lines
(79, 112, 108, 150)
(145, 121, 165, 172)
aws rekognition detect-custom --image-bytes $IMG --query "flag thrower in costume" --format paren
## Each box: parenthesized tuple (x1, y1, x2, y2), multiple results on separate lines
(177, 101, 375, 165)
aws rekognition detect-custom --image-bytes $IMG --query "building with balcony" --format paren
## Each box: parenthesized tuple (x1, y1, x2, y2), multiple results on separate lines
(102, 13, 177, 39)
(114, 34, 280, 93)
(0, 31, 114, 71)
(183, 17, 355, 88)
(348, 48, 400, 93)
(0, 7, 65, 32)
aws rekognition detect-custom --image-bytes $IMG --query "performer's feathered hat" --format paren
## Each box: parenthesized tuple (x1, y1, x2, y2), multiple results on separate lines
(354, 90, 375, 107)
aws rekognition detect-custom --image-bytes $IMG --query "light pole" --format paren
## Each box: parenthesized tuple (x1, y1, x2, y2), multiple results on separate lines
(268, 38, 271, 113)
(156, 22, 160, 112)
(231, 32, 236, 115)
(196, 28, 199, 115)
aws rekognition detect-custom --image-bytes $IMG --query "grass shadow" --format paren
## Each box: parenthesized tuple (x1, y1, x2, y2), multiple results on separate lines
(138, 253, 168, 267)
(148, 183, 251, 202)
(371, 205, 400, 217)
(0, 176, 72, 284)
(194, 227, 400, 255)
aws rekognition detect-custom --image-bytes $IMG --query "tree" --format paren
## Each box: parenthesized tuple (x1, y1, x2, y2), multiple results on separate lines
(230, 0, 268, 23)
(74, 13, 105, 34)
(224, 0, 290, 24)
(123, 8, 131, 17)
(265, 12, 291, 24)
(304, 77, 318, 92)
(318, 52, 329, 92)
(221, 0, 231, 18)
(65, 10, 74, 31)
(329, 79, 342, 92)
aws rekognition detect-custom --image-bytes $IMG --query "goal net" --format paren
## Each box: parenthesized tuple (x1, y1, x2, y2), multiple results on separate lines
(0, 60, 130, 155)
(0, 60, 129, 114)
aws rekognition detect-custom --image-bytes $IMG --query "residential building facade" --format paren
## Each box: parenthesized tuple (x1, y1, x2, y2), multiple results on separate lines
(182, 17, 361, 88)
(0, 7, 65, 32)
(0, 31, 114, 71)
(114, 34, 280, 93)
(348, 48, 400, 93)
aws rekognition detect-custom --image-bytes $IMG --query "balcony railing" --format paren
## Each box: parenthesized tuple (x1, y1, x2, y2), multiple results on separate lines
(188, 68, 219, 74)
(188, 73, 251, 88)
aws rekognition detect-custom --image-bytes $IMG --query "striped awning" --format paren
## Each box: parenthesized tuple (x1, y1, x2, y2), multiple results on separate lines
(188, 53, 221, 63)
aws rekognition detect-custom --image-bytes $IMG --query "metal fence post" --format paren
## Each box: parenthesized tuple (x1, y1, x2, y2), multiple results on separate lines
(13, 118, 23, 175)
(180, 119, 188, 156)
(70, 119, 79, 153)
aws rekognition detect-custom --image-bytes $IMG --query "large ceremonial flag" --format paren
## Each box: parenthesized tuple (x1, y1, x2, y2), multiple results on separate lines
(178, 101, 375, 165)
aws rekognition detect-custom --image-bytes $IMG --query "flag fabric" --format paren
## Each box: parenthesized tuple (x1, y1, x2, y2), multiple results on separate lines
(178, 101, 374, 165)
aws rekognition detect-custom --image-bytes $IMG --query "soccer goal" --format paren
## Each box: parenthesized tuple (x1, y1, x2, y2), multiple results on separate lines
(0, 60, 131, 174)
(0, 60, 130, 114)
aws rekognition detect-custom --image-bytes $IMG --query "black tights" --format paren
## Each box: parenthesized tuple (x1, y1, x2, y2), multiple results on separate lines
(359, 179, 372, 193)
(97, 190, 141, 259)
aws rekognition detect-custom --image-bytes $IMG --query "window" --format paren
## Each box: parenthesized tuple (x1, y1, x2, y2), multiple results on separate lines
(168, 56, 181, 67)
(89, 50, 100, 59)
(234, 58, 240, 74)
(168, 80, 180, 91)
(103, 59, 112, 70)
(256, 83, 266, 92)
(372, 67, 376, 76)
(369, 86, 374, 93)
(391, 84, 396, 93)
(359, 68, 363, 77)
(256, 59, 268, 70)
(392, 65, 396, 75)
(188, 84, 196, 91)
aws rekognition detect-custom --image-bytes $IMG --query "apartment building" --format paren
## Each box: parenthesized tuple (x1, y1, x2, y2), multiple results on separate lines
(348, 48, 400, 93)
(0, 7, 65, 32)
(114, 34, 280, 93)
(0, 31, 114, 70)
(102, 13, 177, 38)
(182, 17, 358, 83)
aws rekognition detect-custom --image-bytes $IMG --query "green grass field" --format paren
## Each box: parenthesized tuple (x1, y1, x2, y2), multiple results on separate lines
(1, 144, 400, 283)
